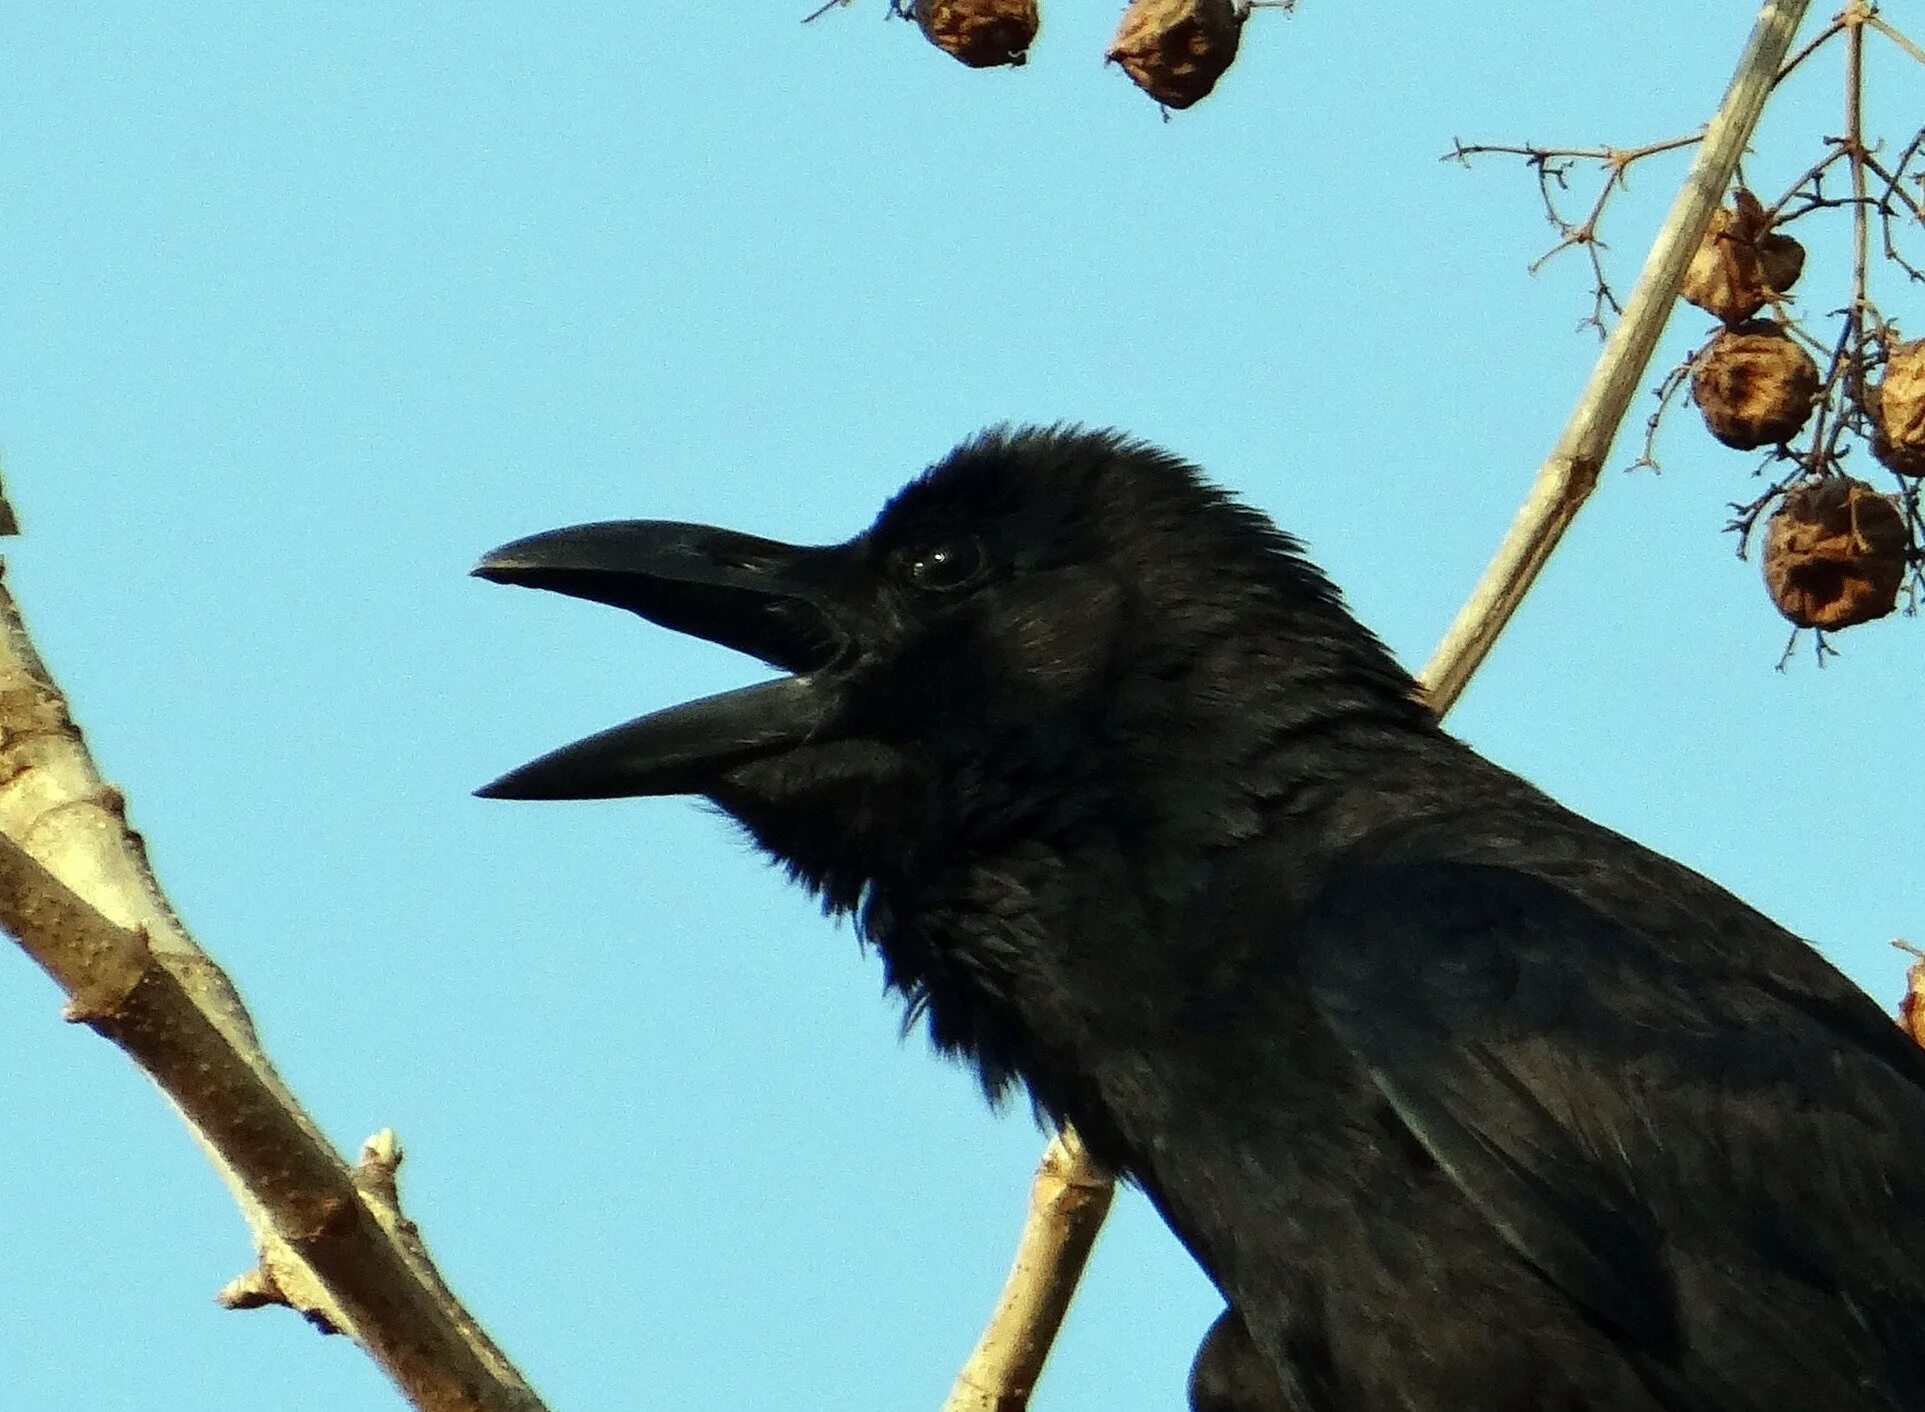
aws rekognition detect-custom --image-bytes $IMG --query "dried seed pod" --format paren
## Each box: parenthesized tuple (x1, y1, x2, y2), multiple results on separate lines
(1107, 0, 1244, 110)
(1690, 320, 1819, 450)
(1762, 477, 1907, 630)
(1680, 191, 1805, 325)
(1901, 943, 1925, 1049)
(1867, 338, 1925, 477)
(1756, 232, 1805, 302)
(912, 0, 1039, 68)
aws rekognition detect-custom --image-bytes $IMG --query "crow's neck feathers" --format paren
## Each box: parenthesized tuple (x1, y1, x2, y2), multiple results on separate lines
(711, 427, 1435, 1108)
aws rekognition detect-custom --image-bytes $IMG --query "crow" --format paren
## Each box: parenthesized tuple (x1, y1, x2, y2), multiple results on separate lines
(475, 426, 1925, 1411)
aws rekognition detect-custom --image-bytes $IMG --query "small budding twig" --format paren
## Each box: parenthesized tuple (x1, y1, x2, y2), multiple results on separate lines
(943, 5, 1813, 1409)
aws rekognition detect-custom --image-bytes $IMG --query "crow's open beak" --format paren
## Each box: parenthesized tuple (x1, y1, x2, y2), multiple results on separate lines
(472, 521, 846, 800)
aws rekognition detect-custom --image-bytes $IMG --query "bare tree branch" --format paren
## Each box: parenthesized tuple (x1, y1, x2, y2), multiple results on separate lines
(941, 3, 1814, 1407)
(0, 566, 546, 1412)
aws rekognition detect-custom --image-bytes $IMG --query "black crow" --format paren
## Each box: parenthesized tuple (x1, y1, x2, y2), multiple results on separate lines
(475, 426, 1925, 1411)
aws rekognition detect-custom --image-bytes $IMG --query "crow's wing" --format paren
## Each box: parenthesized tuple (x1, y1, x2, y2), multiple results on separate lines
(1299, 858, 1925, 1410)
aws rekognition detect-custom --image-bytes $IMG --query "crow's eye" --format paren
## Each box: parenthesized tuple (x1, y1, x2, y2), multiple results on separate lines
(904, 537, 986, 592)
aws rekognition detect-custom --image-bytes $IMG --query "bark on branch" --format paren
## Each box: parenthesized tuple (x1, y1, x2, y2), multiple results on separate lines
(940, 3, 1815, 1407)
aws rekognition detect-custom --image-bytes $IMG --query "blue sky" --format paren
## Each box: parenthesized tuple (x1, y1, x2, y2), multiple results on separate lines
(3, 5, 1922, 1409)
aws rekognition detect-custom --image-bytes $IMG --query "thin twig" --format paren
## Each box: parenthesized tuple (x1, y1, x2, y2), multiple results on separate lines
(1629, 359, 1694, 473)
(943, 5, 1812, 1408)
(1446, 137, 1704, 165)
(1869, 135, 1925, 283)
(1866, 11, 1925, 68)
(1759, 141, 1853, 222)
(1774, 13, 1845, 84)
(1448, 134, 1708, 331)
(1847, 8, 1871, 329)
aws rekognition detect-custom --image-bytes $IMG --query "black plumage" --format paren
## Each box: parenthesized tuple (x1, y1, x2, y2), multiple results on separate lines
(476, 426, 1925, 1411)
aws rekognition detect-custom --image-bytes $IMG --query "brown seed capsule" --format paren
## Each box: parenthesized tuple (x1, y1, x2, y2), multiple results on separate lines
(1680, 191, 1805, 325)
(1761, 477, 1908, 630)
(1901, 943, 1925, 1049)
(913, 0, 1039, 68)
(1866, 338, 1925, 477)
(1690, 320, 1820, 450)
(1756, 232, 1805, 302)
(1107, 0, 1244, 110)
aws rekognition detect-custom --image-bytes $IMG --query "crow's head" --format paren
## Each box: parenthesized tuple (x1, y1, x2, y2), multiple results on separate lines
(476, 426, 1423, 912)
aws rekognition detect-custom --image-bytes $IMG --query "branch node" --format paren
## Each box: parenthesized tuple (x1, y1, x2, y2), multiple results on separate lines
(216, 1264, 293, 1313)
(354, 1128, 407, 1212)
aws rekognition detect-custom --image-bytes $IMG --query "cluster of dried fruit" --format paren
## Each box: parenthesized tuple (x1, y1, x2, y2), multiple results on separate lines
(904, 0, 1253, 109)
(1454, 10, 1925, 654)
(1684, 193, 1816, 453)
(1671, 192, 1925, 636)
(1748, 333, 1924, 633)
